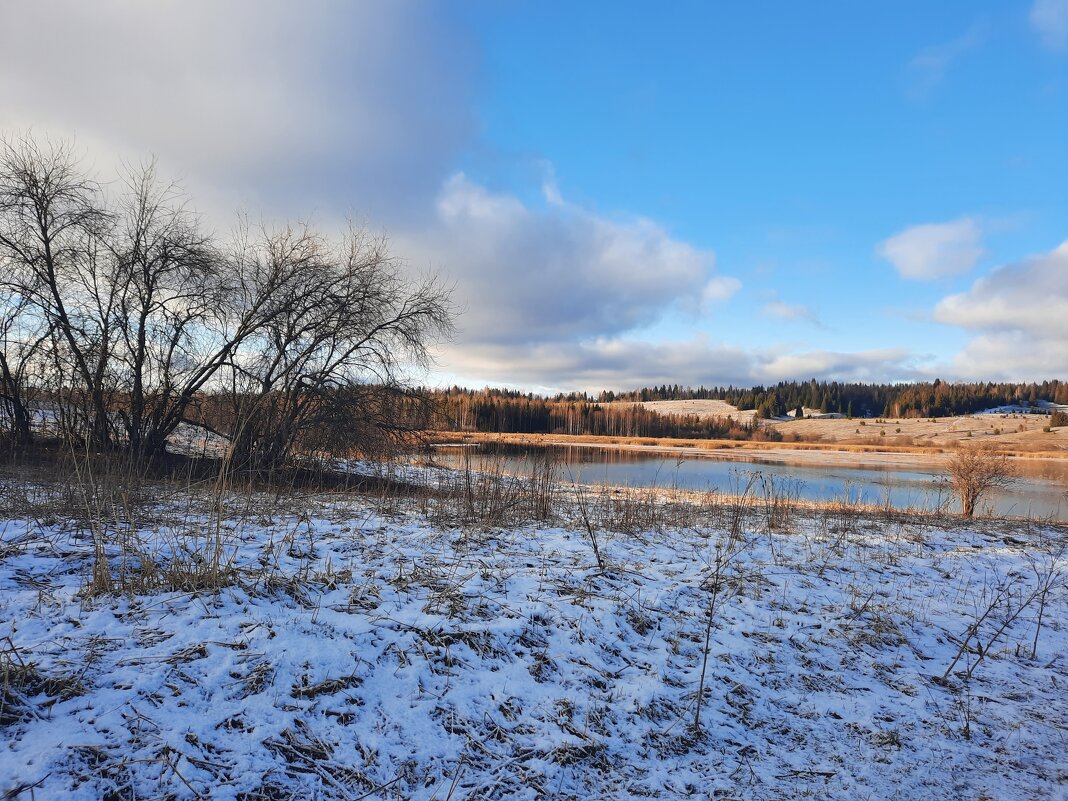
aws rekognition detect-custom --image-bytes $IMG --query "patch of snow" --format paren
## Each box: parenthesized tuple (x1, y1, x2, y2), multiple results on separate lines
(980, 401, 1068, 416)
(0, 493, 1065, 799)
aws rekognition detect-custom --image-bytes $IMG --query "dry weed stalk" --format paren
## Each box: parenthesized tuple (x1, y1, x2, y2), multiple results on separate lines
(693, 530, 752, 731)
(941, 556, 1065, 682)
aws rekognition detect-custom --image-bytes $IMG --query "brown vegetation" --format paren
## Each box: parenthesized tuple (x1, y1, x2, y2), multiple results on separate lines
(428, 429, 1068, 462)
(596, 399, 1068, 457)
(947, 446, 1016, 518)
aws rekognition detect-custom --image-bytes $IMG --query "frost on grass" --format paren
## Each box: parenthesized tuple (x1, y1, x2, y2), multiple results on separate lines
(0, 494, 1066, 800)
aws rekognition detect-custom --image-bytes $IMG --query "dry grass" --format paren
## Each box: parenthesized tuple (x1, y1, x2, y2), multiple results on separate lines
(779, 411, 1068, 451)
(612, 399, 1067, 452)
(427, 428, 1068, 462)
(1, 638, 85, 726)
(413, 447, 1005, 541)
(2, 434, 1056, 612)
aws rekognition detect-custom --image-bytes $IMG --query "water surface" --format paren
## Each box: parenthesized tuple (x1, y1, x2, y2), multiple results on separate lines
(429, 443, 1068, 520)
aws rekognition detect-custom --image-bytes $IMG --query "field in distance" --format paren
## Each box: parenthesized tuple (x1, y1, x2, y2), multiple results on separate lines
(613, 399, 1068, 454)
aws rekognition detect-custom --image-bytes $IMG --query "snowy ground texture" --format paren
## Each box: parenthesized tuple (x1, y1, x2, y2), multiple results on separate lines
(1, 488, 1066, 800)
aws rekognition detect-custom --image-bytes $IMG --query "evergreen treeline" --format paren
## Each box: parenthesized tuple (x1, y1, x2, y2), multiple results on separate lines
(428, 380, 1068, 439)
(598, 380, 1068, 419)
(427, 388, 778, 441)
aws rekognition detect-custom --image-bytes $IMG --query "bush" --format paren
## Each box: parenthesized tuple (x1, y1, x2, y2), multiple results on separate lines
(947, 446, 1015, 518)
(1050, 410, 1068, 428)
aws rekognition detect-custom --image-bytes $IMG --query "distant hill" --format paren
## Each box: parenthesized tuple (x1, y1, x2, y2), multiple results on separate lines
(600, 380, 1068, 419)
(425, 382, 1068, 441)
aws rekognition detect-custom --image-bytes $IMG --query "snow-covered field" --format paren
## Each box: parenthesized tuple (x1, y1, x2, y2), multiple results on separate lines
(1, 484, 1066, 800)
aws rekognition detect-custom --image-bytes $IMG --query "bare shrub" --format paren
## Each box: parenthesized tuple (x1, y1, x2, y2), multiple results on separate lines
(219, 224, 452, 471)
(946, 446, 1015, 518)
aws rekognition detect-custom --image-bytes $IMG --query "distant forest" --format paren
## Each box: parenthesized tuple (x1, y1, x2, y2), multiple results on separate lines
(602, 380, 1068, 419)
(428, 389, 777, 441)
(429, 380, 1068, 439)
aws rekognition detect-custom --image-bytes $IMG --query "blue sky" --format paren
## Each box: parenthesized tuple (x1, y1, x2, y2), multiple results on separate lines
(456, 2, 1067, 377)
(1, 1, 1065, 391)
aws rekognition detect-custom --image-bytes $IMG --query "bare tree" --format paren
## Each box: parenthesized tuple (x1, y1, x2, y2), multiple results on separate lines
(0, 288, 44, 447)
(0, 135, 119, 448)
(222, 223, 453, 470)
(110, 161, 222, 458)
(0, 133, 453, 466)
(947, 445, 1015, 518)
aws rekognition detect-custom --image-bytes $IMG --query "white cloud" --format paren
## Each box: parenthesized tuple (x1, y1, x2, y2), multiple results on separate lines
(438, 337, 755, 393)
(436, 336, 920, 393)
(760, 300, 822, 327)
(935, 241, 1068, 378)
(877, 218, 984, 280)
(942, 332, 1068, 380)
(403, 174, 733, 346)
(935, 241, 1068, 334)
(1031, 0, 1068, 50)
(0, 0, 475, 222)
(751, 349, 917, 385)
(701, 276, 742, 308)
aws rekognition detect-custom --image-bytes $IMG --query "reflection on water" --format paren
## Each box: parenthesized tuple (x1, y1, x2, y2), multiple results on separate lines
(428, 443, 1068, 521)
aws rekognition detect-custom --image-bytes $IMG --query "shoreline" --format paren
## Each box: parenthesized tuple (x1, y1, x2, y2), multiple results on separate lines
(426, 430, 1068, 473)
(410, 444, 1068, 524)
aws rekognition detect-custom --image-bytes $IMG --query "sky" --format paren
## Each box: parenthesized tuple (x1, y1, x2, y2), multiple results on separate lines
(0, 0, 1065, 393)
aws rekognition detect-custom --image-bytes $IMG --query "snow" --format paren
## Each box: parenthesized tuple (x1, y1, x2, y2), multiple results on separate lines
(168, 421, 231, 457)
(980, 401, 1068, 415)
(1, 486, 1066, 799)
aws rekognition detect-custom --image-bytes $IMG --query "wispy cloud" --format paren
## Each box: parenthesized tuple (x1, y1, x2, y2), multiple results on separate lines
(760, 299, 825, 328)
(877, 218, 985, 281)
(907, 22, 986, 98)
(1031, 0, 1068, 50)
(701, 276, 743, 308)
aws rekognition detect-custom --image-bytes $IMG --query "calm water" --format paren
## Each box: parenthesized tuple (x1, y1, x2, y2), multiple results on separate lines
(429, 443, 1068, 521)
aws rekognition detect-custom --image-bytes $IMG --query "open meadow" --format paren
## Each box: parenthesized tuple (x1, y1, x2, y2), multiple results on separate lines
(623, 400, 1068, 454)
